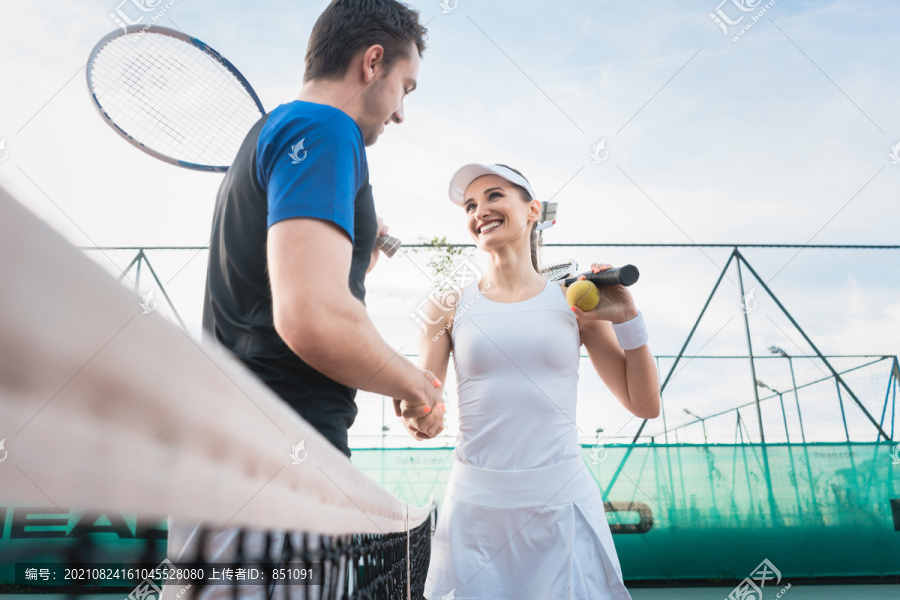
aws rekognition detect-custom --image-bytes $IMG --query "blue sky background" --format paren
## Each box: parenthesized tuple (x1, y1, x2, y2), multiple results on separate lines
(1, 0, 898, 247)
(0, 0, 897, 445)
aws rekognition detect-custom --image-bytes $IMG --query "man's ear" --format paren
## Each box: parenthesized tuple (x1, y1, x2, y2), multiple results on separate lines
(361, 45, 385, 83)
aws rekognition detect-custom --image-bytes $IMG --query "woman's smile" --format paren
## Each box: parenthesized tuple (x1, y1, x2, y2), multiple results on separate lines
(477, 219, 503, 235)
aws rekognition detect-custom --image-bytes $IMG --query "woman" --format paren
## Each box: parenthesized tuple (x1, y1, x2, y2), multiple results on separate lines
(403, 163, 660, 599)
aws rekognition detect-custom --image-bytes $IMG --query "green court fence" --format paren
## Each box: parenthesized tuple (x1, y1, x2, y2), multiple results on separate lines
(351, 442, 900, 581)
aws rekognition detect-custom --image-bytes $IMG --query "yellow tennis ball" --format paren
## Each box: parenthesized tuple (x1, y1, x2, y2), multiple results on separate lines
(566, 280, 600, 311)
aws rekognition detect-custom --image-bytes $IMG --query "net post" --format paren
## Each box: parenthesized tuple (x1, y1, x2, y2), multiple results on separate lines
(405, 504, 411, 600)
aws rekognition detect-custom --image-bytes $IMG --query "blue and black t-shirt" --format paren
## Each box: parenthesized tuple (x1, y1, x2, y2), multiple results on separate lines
(202, 101, 377, 457)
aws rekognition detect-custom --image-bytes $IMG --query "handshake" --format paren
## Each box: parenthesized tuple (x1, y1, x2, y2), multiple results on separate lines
(392, 369, 447, 440)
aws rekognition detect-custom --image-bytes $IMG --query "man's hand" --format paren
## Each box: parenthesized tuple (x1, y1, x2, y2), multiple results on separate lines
(366, 216, 389, 274)
(393, 369, 445, 440)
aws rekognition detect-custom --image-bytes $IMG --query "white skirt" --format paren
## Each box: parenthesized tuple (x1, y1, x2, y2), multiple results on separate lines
(424, 456, 632, 600)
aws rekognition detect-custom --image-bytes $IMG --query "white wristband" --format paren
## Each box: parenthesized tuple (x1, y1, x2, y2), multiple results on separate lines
(611, 310, 648, 350)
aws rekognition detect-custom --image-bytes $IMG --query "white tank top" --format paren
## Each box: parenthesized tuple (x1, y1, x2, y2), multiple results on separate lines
(449, 278, 583, 471)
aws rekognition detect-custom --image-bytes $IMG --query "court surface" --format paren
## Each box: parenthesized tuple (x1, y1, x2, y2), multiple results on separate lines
(630, 584, 900, 599)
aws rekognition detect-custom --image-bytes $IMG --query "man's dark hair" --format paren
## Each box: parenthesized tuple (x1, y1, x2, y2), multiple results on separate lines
(304, 0, 428, 82)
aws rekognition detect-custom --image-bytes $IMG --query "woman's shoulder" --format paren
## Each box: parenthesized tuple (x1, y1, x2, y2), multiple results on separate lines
(417, 288, 461, 333)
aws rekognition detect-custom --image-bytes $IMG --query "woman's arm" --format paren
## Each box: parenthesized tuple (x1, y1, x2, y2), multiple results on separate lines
(579, 320, 660, 419)
(395, 290, 455, 440)
(417, 293, 454, 386)
(569, 263, 661, 419)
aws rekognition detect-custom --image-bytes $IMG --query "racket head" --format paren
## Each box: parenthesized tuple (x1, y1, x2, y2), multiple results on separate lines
(86, 25, 266, 172)
(540, 259, 578, 282)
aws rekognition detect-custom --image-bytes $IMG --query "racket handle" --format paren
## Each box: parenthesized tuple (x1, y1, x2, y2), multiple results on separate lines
(375, 234, 401, 257)
(567, 264, 640, 287)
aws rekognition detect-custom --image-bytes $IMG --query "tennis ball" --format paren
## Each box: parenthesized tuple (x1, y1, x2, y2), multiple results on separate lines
(566, 280, 600, 311)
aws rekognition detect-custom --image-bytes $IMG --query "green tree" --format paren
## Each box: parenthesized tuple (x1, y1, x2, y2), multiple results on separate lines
(407, 236, 472, 286)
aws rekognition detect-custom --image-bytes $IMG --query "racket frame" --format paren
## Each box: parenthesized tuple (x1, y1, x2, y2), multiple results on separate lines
(86, 25, 266, 173)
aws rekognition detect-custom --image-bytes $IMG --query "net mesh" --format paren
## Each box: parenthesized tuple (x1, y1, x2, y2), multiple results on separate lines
(168, 520, 433, 600)
(2, 518, 432, 599)
(88, 29, 264, 168)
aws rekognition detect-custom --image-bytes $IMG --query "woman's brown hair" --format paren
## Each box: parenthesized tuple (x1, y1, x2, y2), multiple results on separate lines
(494, 164, 541, 274)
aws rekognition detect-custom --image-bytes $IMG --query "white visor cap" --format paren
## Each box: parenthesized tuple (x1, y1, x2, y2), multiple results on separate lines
(448, 163, 537, 207)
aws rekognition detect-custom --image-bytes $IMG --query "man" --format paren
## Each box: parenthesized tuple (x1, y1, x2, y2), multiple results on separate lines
(203, 0, 444, 455)
(162, 3, 444, 597)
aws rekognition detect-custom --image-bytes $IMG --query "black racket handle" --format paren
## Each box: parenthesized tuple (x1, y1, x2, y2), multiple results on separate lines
(565, 264, 639, 287)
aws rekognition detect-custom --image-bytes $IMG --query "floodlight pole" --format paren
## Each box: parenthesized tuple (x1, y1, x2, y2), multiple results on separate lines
(786, 355, 807, 443)
(736, 251, 766, 443)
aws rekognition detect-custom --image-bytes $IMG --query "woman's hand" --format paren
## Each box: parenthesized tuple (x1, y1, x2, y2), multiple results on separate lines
(569, 263, 639, 324)
(394, 397, 446, 441)
(366, 217, 389, 274)
(392, 368, 446, 441)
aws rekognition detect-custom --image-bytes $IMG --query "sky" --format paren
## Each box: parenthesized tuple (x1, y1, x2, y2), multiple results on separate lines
(1, 0, 898, 445)
(1, 0, 898, 248)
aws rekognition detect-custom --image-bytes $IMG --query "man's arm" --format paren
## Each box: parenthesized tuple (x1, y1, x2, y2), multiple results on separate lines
(268, 217, 441, 430)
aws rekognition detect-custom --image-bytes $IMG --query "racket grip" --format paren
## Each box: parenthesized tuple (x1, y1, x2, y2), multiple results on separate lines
(584, 264, 640, 287)
(375, 234, 401, 257)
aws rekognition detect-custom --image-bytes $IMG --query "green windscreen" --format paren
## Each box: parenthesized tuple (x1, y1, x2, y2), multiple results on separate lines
(351, 442, 900, 580)
(1, 442, 897, 586)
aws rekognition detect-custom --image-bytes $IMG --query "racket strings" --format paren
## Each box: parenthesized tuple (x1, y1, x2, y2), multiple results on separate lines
(121, 44, 252, 156)
(99, 37, 254, 133)
(89, 31, 263, 168)
(541, 260, 578, 282)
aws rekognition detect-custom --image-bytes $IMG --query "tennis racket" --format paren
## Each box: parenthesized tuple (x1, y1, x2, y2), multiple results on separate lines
(86, 24, 401, 255)
(541, 260, 640, 287)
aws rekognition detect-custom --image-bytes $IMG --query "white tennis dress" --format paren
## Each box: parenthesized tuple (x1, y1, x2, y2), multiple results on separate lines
(423, 279, 632, 600)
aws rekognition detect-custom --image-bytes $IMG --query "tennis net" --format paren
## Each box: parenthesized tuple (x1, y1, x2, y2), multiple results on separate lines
(0, 183, 434, 599)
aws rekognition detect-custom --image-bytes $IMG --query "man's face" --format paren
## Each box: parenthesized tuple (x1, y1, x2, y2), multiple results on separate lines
(359, 42, 419, 146)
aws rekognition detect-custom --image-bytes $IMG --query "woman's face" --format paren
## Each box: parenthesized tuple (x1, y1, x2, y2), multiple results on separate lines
(463, 174, 539, 249)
